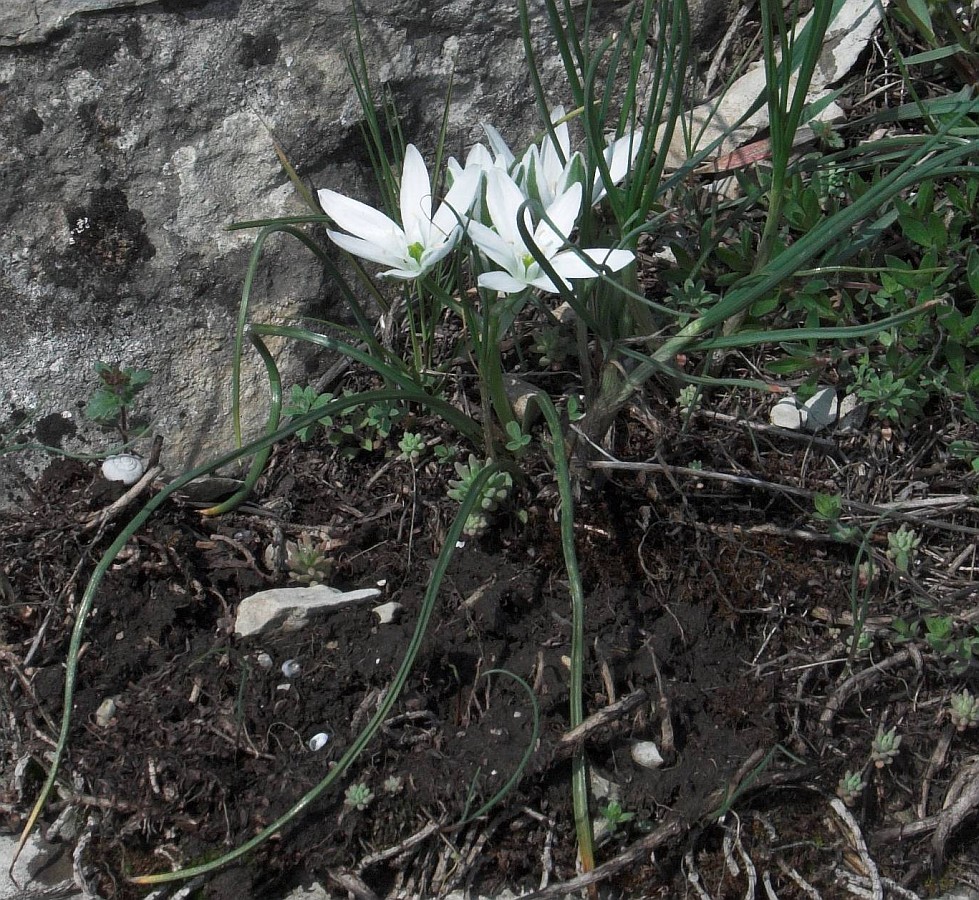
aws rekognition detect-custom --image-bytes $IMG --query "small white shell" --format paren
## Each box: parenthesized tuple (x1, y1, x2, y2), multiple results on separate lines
(101, 454, 146, 486)
(281, 659, 301, 678)
(255, 652, 273, 669)
(307, 732, 330, 751)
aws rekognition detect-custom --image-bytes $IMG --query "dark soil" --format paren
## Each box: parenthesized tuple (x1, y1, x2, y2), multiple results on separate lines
(3, 397, 978, 899)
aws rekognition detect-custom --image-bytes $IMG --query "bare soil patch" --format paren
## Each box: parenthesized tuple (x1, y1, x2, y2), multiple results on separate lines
(3, 398, 978, 899)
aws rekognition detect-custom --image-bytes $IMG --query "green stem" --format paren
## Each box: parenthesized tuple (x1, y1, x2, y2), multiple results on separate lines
(531, 391, 595, 872)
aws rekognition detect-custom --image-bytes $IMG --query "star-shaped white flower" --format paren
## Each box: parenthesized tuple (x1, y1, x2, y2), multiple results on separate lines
(467, 169, 633, 295)
(318, 144, 481, 280)
(515, 106, 584, 209)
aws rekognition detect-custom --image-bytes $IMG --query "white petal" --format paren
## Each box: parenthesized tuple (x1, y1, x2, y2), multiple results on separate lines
(318, 189, 404, 247)
(579, 247, 634, 272)
(326, 230, 409, 269)
(535, 183, 581, 254)
(379, 264, 426, 280)
(485, 170, 530, 250)
(468, 220, 521, 273)
(418, 232, 461, 270)
(539, 106, 571, 197)
(549, 247, 633, 280)
(483, 123, 516, 170)
(478, 270, 531, 293)
(593, 130, 644, 204)
(400, 144, 434, 246)
(527, 271, 564, 293)
(432, 166, 481, 237)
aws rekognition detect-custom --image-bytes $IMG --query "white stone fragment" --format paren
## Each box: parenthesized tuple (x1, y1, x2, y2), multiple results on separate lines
(803, 386, 839, 431)
(95, 697, 117, 727)
(372, 601, 403, 624)
(838, 393, 868, 430)
(770, 397, 807, 430)
(234, 585, 381, 637)
(631, 740, 665, 770)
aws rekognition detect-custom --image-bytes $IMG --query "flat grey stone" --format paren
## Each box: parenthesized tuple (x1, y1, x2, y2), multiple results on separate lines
(234, 585, 381, 637)
(0, 831, 80, 899)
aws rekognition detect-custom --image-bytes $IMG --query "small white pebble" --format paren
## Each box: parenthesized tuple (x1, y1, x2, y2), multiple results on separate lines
(255, 652, 273, 669)
(281, 659, 301, 678)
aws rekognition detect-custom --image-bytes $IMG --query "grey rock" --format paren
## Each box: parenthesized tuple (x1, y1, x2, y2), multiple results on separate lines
(0, 0, 725, 506)
(0, 0, 597, 502)
(234, 584, 380, 637)
(1, 0, 159, 47)
(0, 831, 80, 899)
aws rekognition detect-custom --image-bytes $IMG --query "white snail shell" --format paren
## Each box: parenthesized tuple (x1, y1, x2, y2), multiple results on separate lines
(307, 732, 330, 752)
(101, 454, 146, 486)
(281, 659, 301, 678)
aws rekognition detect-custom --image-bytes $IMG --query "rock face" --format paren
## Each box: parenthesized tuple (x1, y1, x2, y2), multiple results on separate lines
(0, 0, 732, 501)
(0, 0, 559, 495)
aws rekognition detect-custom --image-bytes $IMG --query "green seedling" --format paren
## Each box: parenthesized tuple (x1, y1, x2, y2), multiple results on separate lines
(434, 442, 458, 463)
(598, 799, 635, 833)
(382, 775, 404, 795)
(398, 431, 427, 463)
(836, 770, 867, 807)
(949, 690, 979, 731)
(677, 385, 700, 413)
(285, 533, 334, 586)
(359, 400, 402, 450)
(343, 783, 375, 811)
(447, 454, 513, 537)
(886, 525, 921, 573)
(532, 324, 572, 368)
(892, 615, 979, 675)
(283, 385, 334, 442)
(85, 361, 152, 439)
(813, 493, 861, 543)
(504, 420, 531, 454)
(871, 726, 902, 768)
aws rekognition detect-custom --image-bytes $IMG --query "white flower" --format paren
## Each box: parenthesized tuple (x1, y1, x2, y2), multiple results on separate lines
(592, 129, 645, 204)
(516, 106, 584, 209)
(467, 169, 633, 295)
(318, 144, 481, 280)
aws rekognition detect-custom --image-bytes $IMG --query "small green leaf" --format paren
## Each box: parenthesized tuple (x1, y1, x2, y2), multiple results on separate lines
(85, 391, 123, 423)
(813, 492, 842, 520)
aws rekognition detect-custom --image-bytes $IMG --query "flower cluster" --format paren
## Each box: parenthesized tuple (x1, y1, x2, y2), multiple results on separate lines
(316, 109, 640, 294)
